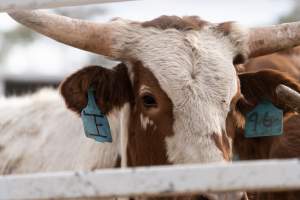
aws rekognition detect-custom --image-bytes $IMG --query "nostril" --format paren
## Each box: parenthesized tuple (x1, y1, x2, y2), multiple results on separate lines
(197, 195, 210, 200)
(241, 193, 249, 200)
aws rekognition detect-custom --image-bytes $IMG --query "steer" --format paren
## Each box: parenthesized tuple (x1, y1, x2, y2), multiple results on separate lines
(233, 48, 300, 200)
(8, 10, 300, 200)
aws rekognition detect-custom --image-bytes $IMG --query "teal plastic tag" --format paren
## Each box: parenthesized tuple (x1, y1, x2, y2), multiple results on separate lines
(81, 88, 112, 143)
(245, 100, 283, 138)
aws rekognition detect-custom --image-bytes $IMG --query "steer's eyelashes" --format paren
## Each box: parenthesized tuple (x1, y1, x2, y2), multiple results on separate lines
(139, 85, 158, 109)
(142, 94, 157, 108)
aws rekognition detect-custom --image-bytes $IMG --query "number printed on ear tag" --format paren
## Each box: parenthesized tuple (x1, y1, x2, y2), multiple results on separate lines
(81, 88, 112, 143)
(245, 100, 283, 138)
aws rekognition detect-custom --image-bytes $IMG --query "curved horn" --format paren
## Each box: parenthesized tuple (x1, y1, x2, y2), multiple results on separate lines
(8, 10, 120, 58)
(248, 21, 300, 58)
(276, 84, 300, 113)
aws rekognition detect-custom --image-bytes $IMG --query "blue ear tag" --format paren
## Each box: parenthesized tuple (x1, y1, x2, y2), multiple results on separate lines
(81, 88, 112, 143)
(245, 100, 283, 138)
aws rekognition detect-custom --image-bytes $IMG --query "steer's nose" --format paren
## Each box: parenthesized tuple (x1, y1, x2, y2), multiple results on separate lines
(197, 195, 210, 200)
(219, 192, 248, 200)
(241, 193, 249, 200)
(201, 192, 248, 200)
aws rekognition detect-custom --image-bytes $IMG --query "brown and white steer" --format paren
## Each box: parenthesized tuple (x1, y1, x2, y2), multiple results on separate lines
(8, 11, 300, 200)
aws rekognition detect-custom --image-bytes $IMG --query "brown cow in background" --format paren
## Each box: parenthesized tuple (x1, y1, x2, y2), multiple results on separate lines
(235, 47, 300, 200)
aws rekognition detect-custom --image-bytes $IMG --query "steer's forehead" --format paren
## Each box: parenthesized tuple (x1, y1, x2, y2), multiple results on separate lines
(125, 22, 242, 108)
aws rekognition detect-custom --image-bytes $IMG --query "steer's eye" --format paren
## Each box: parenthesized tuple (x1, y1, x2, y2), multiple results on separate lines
(142, 94, 157, 108)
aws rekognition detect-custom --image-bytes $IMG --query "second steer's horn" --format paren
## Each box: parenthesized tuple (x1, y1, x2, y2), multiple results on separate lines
(248, 21, 300, 58)
(9, 10, 121, 59)
(276, 84, 300, 113)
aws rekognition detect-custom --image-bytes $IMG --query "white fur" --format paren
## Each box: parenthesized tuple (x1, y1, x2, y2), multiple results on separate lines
(125, 61, 135, 84)
(206, 191, 246, 200)
(163, 29, 239, 164)
(0, 88, 120, 174)
(140, 113, 154, 130)
(120, 103, 130, 168)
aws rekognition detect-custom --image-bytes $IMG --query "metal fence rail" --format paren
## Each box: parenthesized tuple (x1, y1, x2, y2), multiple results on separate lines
(0, 0, 137, 12)
(1, 159, 300, 200)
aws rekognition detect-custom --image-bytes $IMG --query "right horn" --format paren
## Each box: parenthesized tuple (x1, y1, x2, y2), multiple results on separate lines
(8, 10, 123, 59)
(276, 84, 300, 113)
(248, 21, 300, 58)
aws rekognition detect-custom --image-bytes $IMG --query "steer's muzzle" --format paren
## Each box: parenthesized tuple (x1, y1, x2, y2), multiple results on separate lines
(200, 191, 248, 200)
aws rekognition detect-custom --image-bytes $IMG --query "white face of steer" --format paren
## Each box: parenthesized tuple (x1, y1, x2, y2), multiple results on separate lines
(131, 26, 239, 164)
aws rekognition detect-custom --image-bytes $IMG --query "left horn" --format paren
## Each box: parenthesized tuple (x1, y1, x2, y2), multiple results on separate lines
(248, 22, 300, 58)
(8, 10, 121, 58)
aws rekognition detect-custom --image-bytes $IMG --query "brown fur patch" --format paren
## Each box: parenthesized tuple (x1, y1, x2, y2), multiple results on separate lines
(216, 21, 234, 36)
(127, 61, 174, 166)
(270, 114, 300, 158)
(253, 191, 300, 200)
(277, 46, 300, 55)
(238, 69, 300, 114)
(226, 80, 244, 139)
(234, 112, 300, 200)
(142, 15, 208, 31)
(60, 63, 133, 114)
(212, 132, 231, 161)
(114, 155, 122, 168)
(244, 53, 300, 80)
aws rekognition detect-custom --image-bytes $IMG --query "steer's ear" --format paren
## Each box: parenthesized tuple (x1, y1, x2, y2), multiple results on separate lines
(60, 63, 133, 115)
(237, 69, 300, 114)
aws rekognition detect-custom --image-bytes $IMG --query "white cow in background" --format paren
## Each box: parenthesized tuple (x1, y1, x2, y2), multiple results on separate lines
(0, 88, 120, 174)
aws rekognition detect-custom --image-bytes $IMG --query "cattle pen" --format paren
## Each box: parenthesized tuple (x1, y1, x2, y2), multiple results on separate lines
(1, 0, 300, 199)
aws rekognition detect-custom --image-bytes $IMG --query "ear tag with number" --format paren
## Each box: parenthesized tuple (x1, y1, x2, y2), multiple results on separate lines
(81, 88, 112, 143)
(245, 100, 283, 138)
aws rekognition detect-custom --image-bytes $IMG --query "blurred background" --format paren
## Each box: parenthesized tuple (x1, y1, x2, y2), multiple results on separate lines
(0, 0, 298, 96)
